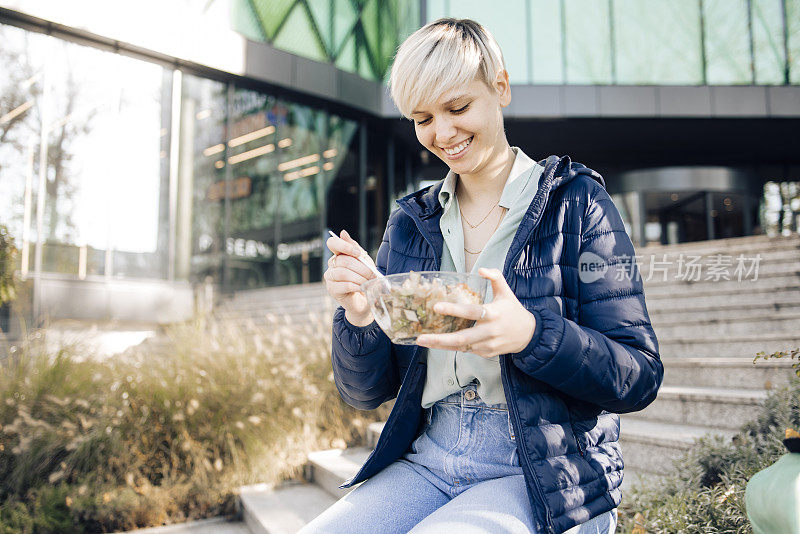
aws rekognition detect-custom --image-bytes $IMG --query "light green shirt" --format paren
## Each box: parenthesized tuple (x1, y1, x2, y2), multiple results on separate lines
(421, 147, 544, 408)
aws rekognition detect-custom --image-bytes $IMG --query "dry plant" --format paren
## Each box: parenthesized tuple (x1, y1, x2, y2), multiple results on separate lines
(0, 310, 390, 532)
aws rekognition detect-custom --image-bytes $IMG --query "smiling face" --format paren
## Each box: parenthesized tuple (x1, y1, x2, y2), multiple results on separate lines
(411, 72, 511, 180)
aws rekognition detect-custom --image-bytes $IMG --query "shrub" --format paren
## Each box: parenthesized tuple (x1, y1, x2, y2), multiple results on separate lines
(619, 354, 800, 533)
(0, 312, 389, 532)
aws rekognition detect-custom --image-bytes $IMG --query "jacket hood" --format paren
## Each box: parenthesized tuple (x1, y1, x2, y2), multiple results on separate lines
(398, 155, 605, 219)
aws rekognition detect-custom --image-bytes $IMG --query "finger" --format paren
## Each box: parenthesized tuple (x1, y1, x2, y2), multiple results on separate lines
(326, 235, 362, 258)
(339, 230, 366, 255)
(432, 301, 485, 321)
(325, 280, 364, 297)
(478, 267, 513, 299)
(340, 229, 360, 247)
(339, 231, 380, 277)
(328, 253, 372, 280)
(326, 266, 370, 286)
(416, 327, 485, 350)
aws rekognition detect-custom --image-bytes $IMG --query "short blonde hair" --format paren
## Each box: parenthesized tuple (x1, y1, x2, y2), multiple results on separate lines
(389, 18, 507, 120)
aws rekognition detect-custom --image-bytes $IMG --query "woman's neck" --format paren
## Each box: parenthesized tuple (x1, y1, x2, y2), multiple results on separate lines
(456, 143, 516, 207)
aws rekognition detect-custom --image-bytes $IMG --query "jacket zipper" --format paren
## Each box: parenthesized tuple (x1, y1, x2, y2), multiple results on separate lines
(499, 164, 563, 534)
(501, 358, 555, 534)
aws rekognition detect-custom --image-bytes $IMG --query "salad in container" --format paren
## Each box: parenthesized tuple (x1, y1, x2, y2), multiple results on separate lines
(360, 271, 489, 345)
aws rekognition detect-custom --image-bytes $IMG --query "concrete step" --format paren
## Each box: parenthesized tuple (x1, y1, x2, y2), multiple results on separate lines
(239, 481, 337, 534)
(636, 385, 767, 430)
(367, 421, 385, 450)
(214, 311, 334, 330)
(639, 251, 800, 283)
(661, 357, 796, 390)
(216, 306, 335, 325)
(222, 283, 328, 306)
(652, 313, 800, 337)
(645, 287, 800, 311)
(621, 467, 665, 496)
(639, 242, 799, 263)
(122, 517, 249, 534)
(638, 234, 800, 257)
(304, 447, 371, 499)
(649, 300, 800, 322)
(643, 272, 800, 297)
(659, 334, 800, 358)
(217, 295, 334, 314)
(619, 417, 736, 476)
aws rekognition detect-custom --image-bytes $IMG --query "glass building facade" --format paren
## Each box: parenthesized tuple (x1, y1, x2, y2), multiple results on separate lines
(178, 76, 361, 290)
(0, 24, 170, 282)
(234, 0, 800, 86)
(231, 0, 421, 82)
(0, 13, 414, 331)
(0, 1, 798, 331)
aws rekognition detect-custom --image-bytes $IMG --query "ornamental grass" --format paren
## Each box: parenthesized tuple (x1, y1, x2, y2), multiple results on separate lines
(0, 312, 389, 533)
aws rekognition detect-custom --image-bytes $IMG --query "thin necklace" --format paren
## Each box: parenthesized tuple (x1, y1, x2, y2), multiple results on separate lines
(463, 210, 505, 255)
(458, 198, 499, 229)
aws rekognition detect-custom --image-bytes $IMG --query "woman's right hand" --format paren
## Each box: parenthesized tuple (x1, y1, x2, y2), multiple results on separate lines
(324, 229, 376, 327)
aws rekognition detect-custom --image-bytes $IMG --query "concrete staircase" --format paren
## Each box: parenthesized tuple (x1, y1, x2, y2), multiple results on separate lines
(214, 283, 333, 328)
(206, 234, 799, 533)
(619, 234, 799, 480)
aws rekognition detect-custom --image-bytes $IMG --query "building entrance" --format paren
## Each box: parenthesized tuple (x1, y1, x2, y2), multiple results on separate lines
(611, 167, 758, 246)
(646, 191, 751, 245)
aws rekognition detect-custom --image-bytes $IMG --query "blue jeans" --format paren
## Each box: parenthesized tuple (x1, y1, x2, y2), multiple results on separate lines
(300, 383, 617, 533)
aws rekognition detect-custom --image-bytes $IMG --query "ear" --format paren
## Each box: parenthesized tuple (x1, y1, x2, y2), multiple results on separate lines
(494, 69, 511, 108)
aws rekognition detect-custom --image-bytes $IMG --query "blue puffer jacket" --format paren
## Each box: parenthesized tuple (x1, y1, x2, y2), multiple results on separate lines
(330, 155, 663, 534)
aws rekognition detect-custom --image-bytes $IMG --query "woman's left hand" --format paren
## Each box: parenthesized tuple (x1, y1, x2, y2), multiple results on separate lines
(416, 268, 536, 359)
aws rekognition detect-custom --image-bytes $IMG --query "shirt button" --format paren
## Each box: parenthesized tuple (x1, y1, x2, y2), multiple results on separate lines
(464, 390, 476, 401)
(447, 378, 455, 386)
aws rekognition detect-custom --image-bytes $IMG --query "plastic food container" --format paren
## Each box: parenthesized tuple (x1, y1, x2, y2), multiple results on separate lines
(360, 271, 489, 345)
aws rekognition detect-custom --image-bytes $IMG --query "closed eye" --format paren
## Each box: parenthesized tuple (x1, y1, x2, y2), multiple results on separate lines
(414, 103, 471, 126)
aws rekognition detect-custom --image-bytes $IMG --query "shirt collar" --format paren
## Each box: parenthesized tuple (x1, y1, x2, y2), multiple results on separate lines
(438, 146, 537, 210)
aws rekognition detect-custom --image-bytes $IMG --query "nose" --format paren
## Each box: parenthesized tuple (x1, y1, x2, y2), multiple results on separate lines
(433, 115, 458, 147)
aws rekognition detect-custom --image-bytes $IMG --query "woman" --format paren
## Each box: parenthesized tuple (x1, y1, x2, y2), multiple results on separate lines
(305, 18, 662, 534)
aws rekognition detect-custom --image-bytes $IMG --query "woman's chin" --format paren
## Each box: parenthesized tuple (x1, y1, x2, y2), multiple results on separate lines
(442, 150, 478, 171)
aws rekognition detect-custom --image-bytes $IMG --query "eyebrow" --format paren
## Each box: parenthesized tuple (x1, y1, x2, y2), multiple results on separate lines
(411, 94, 469, 115)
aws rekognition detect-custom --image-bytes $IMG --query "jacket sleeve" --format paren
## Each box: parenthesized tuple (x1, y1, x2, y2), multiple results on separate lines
(509, 184, 663, 413)
(330, 214, 402, 410)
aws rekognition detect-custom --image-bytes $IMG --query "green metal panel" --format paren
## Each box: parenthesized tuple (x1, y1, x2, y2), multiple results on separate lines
(249, 0, 300, 40)
(335, 33, 358, 73)
(306, 0, 334, 52)
(752, 0, 787, 84)
(564, 0, 613, 84)
(613, 0, 703, 84)
(705, 0, 751, 83)
(231, 0, 418, 81)
(230, 0, 796, 86)
(529, 0, 564, 84)
(272, 1, 328, 61)
(789, 0, 800, 83)
(449, 0, 530, 84)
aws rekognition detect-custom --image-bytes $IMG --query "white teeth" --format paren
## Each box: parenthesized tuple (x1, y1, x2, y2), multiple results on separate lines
(444, 137, 472, 156)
